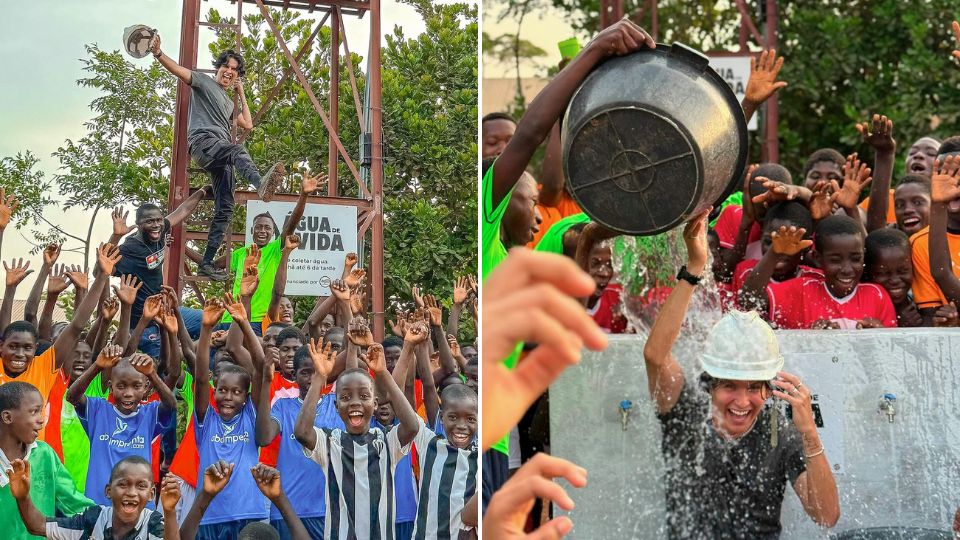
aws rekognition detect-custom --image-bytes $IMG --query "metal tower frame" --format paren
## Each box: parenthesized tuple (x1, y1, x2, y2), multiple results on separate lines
(165, 0, 386, 340)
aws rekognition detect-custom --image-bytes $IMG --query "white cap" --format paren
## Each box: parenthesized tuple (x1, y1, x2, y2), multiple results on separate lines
(123, 25, 157, 59)
(701, 310, 783, 381)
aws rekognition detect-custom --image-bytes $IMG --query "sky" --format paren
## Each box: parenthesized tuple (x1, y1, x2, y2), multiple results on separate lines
(482, 2, 575, 79)
(0, 0, 449, 298)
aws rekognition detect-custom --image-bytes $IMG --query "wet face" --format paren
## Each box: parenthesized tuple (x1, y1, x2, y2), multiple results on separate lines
(815, 234, 865, 298)
(336, 372, 376, 435)
(214, 372, 249, 420)
(866, 246, 913, 305)
(277, 338, 302, 380)
(893, 183, 930, 236)
(906, 138, 939, 176)
(137, 208, 164, 244)
(252, 216, 274, 247)
(0, 389, 44, 445)
(482, 118, 516, 158)
(1, 331, 37, 377)
(804, 161, 843, 190)
(441, 395, 478, 449)
(106, 462, 154, 524)
(711, 379, 770, 438)
(69, 342, 93, 383)
(279, 297, 294, 323)
(215, 57, 240, 89)
(295, 360, 314, 397)
(761, 219, 804, 280)
(262, 325, 284, 350)
(111, 363, 148, 416)
(374, 398, 395, 427)
(383, 346, 402, 373)
(319, 315, 335, 338)
(588, 244, 613, 294)
(502, 174, 540, 248)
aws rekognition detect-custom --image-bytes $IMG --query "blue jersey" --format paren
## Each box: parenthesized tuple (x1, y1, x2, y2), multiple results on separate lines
(80, 398, 170, 505)
(373, 418, 417, 523)
(194, 400, 267, 524)
(268, 395, 343, 520)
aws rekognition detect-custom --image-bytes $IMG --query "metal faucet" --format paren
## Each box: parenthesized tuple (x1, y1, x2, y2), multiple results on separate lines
(879, 393, 896, 423)
(619, 400, 633, 431)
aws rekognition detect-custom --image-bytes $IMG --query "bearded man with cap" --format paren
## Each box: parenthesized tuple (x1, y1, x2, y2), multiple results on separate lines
(642, 210, 840, 539)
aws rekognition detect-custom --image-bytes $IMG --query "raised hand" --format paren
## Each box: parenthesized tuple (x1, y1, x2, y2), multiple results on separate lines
(952, 21, 960, 61)
(4, 258, 32, 287)
(933, 302, 959, 327)
(96, 344, 123, 369)
(345, 268, 366, 289)
(366, 343, 386, 373)
(856, 318, 883, 329)
(771, 371, 817, 433)
(411, 285, 425, 308)
(453, 276, 470, 305)
(97, 242, 122, 276)
(344, 252, 358, 272)
(350, 283, 367, 316)
(7, 459, 31, 500)
(447, 333, 462, 357)
(143, 294, 164, 321)
(251, 464, 283, 500)
(389, 310, 408, 337)
(682, 208, 712, 273)
(101, 297, 120, 321)
(0, 188, 19, 230)
(130, 353, 156, 376)
(239, 264, 259, 297)
(770, 225, 813, 256)
(404, 321, 429, 345)
(112, 207, 136, 237)
(856, 114, 895, 153)
(467, 274, 478, 296)
(149, 33, 162, 56)
(160, 475, 181, 512)
(744, 49, 788, 106)
(283, 234, 300, 252)
(210, 329, 228, 348)
(897, 302, 924, 328)
(222, 292, 246, 322)
(307, 338, 335, 379)
(811, 319, 841, 330)
(931, 155, 960, 204)
(64, 265, 88, 291)
(588, 18, 655, 58)
(424, 294, 443, 327)
(244, 244, 261, 270)
(202, 460, 234, 496)
(113, 274, 142, 306)
(751, 177, 803, 207)
(741, 164, 760, 222)
(348, 317, 374, 348)
(302, 171, 327, 194)
(161, 285, 180, 310)
(47, 265, 70, 295)
(831, 153, 872, 210)
(42, 244, 61, 267)
(201, 298, 226, 327)
(330, 279, 351, 301)
(808, 181, 834, 221)
(160, 306, 179, 334)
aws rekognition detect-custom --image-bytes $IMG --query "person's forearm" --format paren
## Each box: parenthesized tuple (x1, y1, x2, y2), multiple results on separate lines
(163, 331, 183, 392)
(237, 88, 253, 128)
(800, 431, 840, 526)
(255, 367, 279, 446)
(237, 318, 265, 404)
(14, 495, 48, 536)
(148, 370, 178, 411)
(195, 325, 213, 422)
(537, 121, 566, 206)
(273, 492, 311, 540)
(461, 493, 479, 528)
(643, 269, 703, 369)
(928, 201, 960, 303)
(0, 284, 19, 333)
(738, 249, 779, 314)
(334, 299, 351, 328)
(328, 349, 348, 381)
(270, 249, 292, 318)
(866, 150, 894, 232)
(374, 369, 420, 437)
(23, 264, 52, 324)
(431, 324, 459, 375)
(283, 187, 310, 239)
(179, 491, 214, 540)
(345, 341, 359, 370)
(66, 363, 101, 408)
(89, 314, 110, 351)
(124, 316, 152, 357)
(303, 295, 335, 337)
(445, 304, 462, 337)
(164, 507, 181, 540)
(115, 303, 132, 350)
(741, 97, 760, 125)
(167, 186, 207, 228)
(417, 335, 441, 426)
(175, 309, 197, 374)
(294, 375, 325, 449)
(38, 292, 61, 341)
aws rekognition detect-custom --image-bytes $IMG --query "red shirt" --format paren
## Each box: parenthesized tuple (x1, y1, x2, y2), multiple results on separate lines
(732, 260, 824, 308)
(586, 284, 628, 334)
(714, 205, 763, 260)
(766, 276, 897, 329)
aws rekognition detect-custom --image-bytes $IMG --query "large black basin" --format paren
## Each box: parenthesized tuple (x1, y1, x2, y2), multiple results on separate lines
(562, 43, 748, 236)
(831, 527, 953, 540)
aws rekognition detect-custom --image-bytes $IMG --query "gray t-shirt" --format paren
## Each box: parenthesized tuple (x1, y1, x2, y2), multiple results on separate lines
(657, 384, 806, 540)
(187, 70, 234, 142)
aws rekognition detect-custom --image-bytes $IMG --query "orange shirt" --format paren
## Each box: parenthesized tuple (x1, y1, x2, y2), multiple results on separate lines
(528, 190, 582, 248)
(909, 226, 960, 309)
(859, 189, 896, 225)
(261, 312, 274, 335)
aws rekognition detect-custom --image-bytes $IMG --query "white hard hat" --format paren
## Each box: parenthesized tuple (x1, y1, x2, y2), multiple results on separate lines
(701, 310, 783, 381)
(123, 25, 157, 59)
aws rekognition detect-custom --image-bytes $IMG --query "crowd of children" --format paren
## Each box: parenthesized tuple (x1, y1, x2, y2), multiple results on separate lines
(481, 15, 960, 538)
(0, 175, 479, 538)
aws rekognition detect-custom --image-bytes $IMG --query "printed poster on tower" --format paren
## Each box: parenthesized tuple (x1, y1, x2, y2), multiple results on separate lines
(245, 200, 358, 296)
(781, 352, 846, 474)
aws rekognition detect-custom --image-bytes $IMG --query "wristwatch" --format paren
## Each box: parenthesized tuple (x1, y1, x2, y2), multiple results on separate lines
(676, 265, 702, 286)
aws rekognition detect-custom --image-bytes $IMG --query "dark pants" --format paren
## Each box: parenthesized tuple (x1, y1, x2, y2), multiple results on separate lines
(196, 519, 265, 540)
(272, 517, 325, 539)
(482, 449, 509, 515)
(189, 134, 263, 263)
(395, 520, 414, 540)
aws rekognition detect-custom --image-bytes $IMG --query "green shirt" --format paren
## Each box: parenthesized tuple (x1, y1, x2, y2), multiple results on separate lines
(222, 237, 283, 324)
(533, 213, 591, 255)
(0, 442, 94, 539)
(482, 163, 521, 456)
